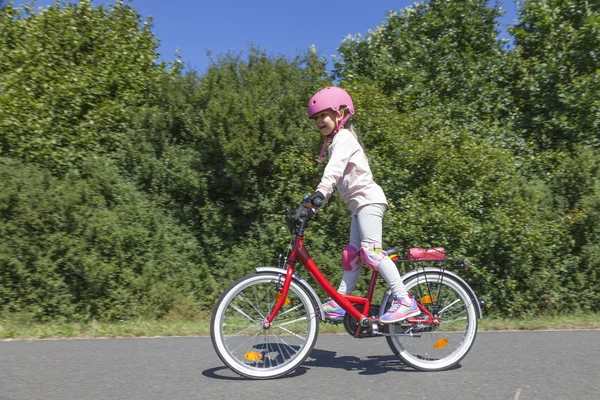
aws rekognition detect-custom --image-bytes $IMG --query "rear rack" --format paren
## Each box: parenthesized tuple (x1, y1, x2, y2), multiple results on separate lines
(394, 258, 470, 271)
(384, 247, 470, 271)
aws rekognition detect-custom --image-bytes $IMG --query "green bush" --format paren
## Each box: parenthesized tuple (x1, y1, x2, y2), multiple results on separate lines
(0, 157, 210, 321)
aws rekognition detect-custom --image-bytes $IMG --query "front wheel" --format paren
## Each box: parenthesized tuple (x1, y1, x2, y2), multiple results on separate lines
(210, 272, 319, 379)
(385, 271, 478, 371)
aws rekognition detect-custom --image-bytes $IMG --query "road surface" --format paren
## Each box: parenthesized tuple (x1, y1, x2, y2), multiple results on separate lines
(1, 330, 598, 399)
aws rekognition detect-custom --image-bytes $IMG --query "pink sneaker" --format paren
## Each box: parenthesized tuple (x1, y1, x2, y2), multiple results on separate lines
(322, 298, 345, 320)
(379, 296, 420, 323)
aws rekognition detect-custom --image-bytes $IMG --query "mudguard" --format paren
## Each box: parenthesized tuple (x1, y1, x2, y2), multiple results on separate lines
(380, 267, 483, 319)
(255, 267, 326, 321)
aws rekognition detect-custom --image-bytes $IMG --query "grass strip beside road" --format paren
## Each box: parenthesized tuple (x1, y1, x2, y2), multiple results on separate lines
(2, 312, 599, 340)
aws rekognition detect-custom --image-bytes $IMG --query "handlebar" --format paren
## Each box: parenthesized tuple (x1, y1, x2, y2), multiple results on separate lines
(292, 204, 312, 222)
(285, 194, 324, 235)
(285, 204, 316, 235)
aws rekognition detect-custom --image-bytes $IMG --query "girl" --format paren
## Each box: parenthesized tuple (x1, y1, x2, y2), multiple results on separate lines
(304, 86, 419, 324)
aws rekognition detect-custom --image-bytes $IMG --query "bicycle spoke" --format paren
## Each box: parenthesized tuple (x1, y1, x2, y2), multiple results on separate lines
(276, 315, 309, 327)
(230, 303, 260, 324)
(270, 332, 300, 356)
(273, 318, 309, 340)
(227, 330, 265, 355)
(238, 291, 268, 321)
(440, 303, 467, 317)
(441, 315, 468, 324)
(438, 298, 460, 315)
(278, 302, 303, 317)
(253, 284, 266, 320)
(222, 320, 261, 336)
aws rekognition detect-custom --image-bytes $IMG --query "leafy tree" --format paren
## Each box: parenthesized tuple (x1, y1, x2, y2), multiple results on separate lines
(0, 0, 167, 173)
(510, 0, 600, 151)
(335, 0, 511, 124)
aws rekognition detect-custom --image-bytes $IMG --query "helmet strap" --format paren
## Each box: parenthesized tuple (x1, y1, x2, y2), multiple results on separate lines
(317, 137, 329, 163)
(317, 113, 352, 163)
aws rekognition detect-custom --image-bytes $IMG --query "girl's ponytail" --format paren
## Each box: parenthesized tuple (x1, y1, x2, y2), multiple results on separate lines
(341, 106, 358, 139)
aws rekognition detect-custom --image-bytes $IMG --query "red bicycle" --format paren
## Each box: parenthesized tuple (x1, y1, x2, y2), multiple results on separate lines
(210, 202, 484, 379)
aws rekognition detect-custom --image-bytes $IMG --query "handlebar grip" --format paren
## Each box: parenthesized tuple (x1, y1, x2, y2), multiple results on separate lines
(312, 197, 323, 208)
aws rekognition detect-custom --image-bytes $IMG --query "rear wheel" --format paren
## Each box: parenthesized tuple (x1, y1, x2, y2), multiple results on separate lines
(210, 272, 319, 379)
(385, 272, 478, 371)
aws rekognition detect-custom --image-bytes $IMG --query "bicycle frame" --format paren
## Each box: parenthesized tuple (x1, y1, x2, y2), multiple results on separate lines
(264, 234, 378, 329)
(264, 216, 441, 335)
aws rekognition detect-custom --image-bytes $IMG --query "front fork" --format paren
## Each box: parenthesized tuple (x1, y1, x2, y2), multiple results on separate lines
(263, 260, 295, 329)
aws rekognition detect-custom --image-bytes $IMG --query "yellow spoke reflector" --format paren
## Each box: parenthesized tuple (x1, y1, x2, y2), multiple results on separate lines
(275, 292, 291, 305)
(433, 338, 449, 349)
(245, 351, 263, 361)
(421, 295, 437, 304)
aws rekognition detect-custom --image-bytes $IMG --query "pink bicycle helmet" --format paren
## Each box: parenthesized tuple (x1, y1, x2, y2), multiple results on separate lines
(307, 86, 355, 119)
(308, 86, 356, 163)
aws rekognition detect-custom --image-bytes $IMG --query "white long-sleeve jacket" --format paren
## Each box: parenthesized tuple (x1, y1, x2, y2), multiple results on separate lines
(316, 129, 388, 214)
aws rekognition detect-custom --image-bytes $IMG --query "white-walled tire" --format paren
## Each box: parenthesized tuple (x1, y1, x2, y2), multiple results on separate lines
(386, 272, 478, 371)
(210, 272, 319, 379)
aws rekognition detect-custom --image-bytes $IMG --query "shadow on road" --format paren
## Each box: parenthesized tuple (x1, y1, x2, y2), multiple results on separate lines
(202, 365, 308, 380)
(303, 348, 415, 375)
(304, 348, 462, 375)
(203, 347, 461, 380)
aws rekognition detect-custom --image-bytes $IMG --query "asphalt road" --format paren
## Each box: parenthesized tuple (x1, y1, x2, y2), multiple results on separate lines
(1, 330, 599, 400)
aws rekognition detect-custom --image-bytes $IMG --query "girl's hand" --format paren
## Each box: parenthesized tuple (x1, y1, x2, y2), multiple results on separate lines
(303, 192, 325, 208)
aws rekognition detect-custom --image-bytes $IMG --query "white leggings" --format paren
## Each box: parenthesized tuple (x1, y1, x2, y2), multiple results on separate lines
(337, 204, 409, 298)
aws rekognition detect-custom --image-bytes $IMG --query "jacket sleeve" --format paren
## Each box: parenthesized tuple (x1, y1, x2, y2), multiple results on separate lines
(316, 132, 355, 201)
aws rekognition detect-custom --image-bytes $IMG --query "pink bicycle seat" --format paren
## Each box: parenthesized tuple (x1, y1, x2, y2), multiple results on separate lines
(408, 247, 446, 260)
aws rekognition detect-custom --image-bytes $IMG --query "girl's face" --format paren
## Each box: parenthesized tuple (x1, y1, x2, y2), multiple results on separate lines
(312, 109, 342, 137)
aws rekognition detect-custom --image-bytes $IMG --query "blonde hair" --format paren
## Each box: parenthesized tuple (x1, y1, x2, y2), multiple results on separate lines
(345, 123, 358, 139)
(340, 106, 358, 139)
(340, 106, 368, 157)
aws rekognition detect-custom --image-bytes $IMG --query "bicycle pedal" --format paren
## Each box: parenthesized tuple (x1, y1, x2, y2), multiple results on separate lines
(371, 323, 380, 335)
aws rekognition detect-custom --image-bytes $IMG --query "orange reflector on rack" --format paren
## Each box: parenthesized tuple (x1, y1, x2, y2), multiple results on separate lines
(275, 292, 291, 305)
(245, 351, 263, 361)
(433, 338, 449, 349)
(421, 295, 437, 304)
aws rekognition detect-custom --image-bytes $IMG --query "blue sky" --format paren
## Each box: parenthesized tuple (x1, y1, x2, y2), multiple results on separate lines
(12, 0, 519, 74)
